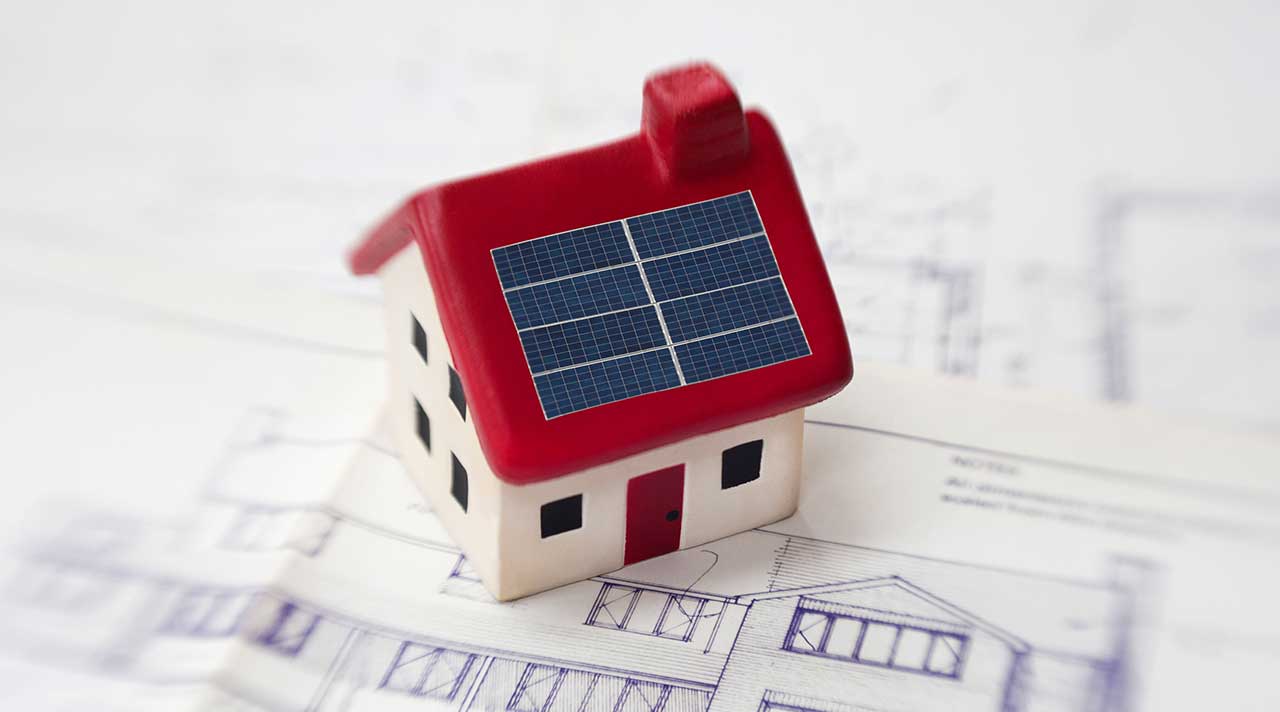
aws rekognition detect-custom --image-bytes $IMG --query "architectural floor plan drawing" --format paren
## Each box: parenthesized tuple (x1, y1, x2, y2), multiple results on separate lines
(3, 432, 1140, 712)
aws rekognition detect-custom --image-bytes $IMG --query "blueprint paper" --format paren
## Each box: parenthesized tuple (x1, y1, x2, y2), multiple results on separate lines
(2, 253, 1279, 711)
(3, 1, 1280, 709)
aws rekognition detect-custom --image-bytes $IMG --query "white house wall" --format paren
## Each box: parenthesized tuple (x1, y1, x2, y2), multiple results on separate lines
(379, 244, 502, 592)
(379, 243, 805, 601)
(497, 411, 803, 600)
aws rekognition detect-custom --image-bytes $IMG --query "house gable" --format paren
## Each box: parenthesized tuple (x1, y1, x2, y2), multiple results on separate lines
(708, 577, 1028, 712)
(736, 577, 1029, 652)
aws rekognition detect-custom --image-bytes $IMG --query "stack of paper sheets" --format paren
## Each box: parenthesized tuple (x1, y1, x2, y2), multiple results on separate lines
(0, 247, 1276, 710)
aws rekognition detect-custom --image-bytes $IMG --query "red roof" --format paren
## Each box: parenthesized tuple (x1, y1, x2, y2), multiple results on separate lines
(350, 63, 852, 485)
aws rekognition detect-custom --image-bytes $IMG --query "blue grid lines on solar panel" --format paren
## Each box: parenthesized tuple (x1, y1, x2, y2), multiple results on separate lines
(661, 277, 795, 343)
(518, 306, 667, 375)
(504, 265, 650, 331)
(534, 349, 681, 419)
(626, 191, 762, 259)
(643, 234, 780, 302)
(675, 318, 809, 384)
(493, 221, 631, 289)
(493, 190, 811, 418)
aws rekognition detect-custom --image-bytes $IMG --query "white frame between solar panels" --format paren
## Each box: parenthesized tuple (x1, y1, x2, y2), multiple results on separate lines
(491, 191, 811, 419)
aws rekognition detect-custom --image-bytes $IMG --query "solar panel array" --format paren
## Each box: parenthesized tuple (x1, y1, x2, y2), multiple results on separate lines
(492, 191, 810, 419)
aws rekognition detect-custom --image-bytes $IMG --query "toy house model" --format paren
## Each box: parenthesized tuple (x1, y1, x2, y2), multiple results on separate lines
(348, 63, 852, 601)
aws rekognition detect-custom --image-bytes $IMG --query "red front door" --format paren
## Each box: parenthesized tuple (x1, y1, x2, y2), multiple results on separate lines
(624, 465, 685, 565)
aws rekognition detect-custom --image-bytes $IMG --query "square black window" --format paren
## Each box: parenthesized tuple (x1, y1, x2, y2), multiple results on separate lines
(448, 365, 467, 420)
(451, 454, 468, 512)
(414, 397, 431, 453)
(411, 313, 428, 363)
(721, 440, 764, 489)
(540, 494, 583, 538)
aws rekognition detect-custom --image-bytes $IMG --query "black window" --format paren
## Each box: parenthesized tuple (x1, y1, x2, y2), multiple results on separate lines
(451, 454, 468, 512)
(540, 494, 583, 538)
(721, 440, 763, 489)
(448, 365, 467, 419)
(414, 398, 430, 452)
(411, 313, 428, 363)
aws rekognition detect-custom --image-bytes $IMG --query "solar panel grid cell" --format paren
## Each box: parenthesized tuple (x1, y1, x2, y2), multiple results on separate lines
(661, 277, 795, 343)
(492, 191, 810, 418)
(643, 235, 780, 302)
(505, 265, 650, 331)
(518, 306, 668, 374)
(627, 191, 762, 258)
(493, 222, 631, 289)
(534, 349, 682, 419)
(676, 318, 809, 384)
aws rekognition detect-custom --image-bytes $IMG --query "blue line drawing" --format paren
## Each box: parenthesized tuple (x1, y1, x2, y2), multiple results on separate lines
(255, 601, 321, 657)
(3, 525, 1142, 712)
(0, 412, 1150, 712)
